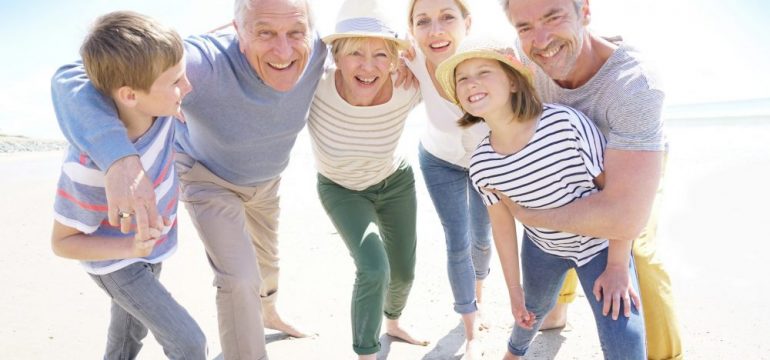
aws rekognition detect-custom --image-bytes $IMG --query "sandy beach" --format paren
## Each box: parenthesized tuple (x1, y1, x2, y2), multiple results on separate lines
(2, 116, 769, 359)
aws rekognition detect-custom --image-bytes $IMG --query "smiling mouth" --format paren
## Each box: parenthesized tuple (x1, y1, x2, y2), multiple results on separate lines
(467, 93, 487, 103)
(268, 61, 295, 70)
(429, 41, 451, 50)
(535, 43, 564, 59)
(355, 75, 378, 86)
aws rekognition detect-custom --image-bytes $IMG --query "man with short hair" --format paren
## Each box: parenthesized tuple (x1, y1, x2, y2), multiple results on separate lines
(51, 0, 325, 358)
(500, 0, 682, 359)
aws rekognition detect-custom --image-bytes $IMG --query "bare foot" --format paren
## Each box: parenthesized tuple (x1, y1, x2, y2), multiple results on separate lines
(461, 337, 483, 360)
(540, 302, 568, 330)
(263, 306, 311, 338)
(385, 319, 429, 346)
(475, 304, 490, 331)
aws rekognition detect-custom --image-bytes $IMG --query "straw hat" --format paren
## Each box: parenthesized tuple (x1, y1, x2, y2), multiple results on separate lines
(323, 0, 410, 49)
(435, 33, 533, 105)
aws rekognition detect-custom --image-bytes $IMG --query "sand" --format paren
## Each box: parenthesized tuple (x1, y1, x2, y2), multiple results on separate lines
(1, 117, 769, 359)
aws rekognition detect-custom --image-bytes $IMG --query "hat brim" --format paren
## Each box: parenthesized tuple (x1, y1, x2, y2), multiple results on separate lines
(435, 49, 533, 105)
(322, 32, 411, 50)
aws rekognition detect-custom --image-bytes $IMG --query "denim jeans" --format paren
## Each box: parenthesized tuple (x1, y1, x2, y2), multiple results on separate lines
(508, 234, 646, 359)
(418, 144, 492, 314)
(90, 262, 207, 360)
(317, 164, 417, 355)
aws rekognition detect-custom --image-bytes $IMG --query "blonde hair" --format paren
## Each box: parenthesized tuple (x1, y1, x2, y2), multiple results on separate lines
(409, 0, 470, 29)
(80, 11, 183, 94)
(458, 60, 542, 127)
(331, 37, 400, 69)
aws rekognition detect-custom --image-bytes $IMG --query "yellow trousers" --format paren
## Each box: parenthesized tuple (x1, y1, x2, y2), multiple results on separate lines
(557, 159, 682, 360)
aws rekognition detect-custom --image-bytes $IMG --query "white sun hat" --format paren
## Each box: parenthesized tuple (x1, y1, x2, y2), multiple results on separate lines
(322, 0, 411, 49)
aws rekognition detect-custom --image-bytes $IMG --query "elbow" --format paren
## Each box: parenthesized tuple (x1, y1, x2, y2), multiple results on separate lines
(606, 213, 649, 241)
(51, 234, 68, 258)
(51, 239, 64, 258)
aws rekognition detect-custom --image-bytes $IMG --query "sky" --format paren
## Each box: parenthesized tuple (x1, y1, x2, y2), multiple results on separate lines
(0, 0, 768, 138)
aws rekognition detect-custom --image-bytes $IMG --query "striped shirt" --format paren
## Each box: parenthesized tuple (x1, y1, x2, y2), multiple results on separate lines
(469, 104, 608, 266)
(53, 117, 178, 275)
(308, 67, 421, 190)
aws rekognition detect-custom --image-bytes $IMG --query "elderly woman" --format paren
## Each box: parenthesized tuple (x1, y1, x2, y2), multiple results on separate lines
(405, 0, 491, 358)
(307, 0, 424, 358)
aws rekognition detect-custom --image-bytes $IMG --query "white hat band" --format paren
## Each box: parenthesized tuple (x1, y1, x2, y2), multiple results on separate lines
(335, 17, 401, 40)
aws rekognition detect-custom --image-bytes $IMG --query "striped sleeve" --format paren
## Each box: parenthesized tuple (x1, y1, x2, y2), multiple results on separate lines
(53, 152, 107, 234)
(564, 105, 606, 178)
(469, 137, 502, 207)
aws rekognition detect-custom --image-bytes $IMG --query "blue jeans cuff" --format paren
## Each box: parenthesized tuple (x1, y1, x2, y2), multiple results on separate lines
(454, 300, 478, 314)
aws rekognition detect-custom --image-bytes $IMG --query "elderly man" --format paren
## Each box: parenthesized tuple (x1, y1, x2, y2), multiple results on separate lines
(500, 0, 682, 359)
(51, 0, 325, 358)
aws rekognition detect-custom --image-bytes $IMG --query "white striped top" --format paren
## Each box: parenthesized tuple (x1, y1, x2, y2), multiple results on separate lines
(469, 104, 608, 266)
(308, 67, 421, 190)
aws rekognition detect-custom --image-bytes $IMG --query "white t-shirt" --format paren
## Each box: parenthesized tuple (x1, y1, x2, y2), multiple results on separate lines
(407, 49, 489, 168)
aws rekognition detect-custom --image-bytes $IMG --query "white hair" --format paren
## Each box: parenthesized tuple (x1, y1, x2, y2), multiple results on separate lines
(234, 0, 314, 30)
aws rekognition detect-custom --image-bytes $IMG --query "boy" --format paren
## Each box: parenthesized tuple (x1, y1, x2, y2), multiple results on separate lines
(50, 11, 205, 359)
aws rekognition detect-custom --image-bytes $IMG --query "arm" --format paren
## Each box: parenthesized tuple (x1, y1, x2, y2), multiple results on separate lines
(51, 62, 136, 169)
(488, 202, 536, 329)
(51, 63, 160, 235)
(51, 220, 161, 261)
(506, 149, 663, 240)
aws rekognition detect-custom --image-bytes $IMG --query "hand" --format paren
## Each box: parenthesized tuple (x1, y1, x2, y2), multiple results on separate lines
(509, 286, 536, 330)
(592, 263, 641, 320)
(131, 221, 164, 257)
(483, 187, 524, 217)
(402, 44, 416, 62)
(393, 56, 419, 90)
(105, 156, 161, 239)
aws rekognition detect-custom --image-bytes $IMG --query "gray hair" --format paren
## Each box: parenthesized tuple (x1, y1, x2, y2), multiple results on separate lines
(500, 0, 583, 19)
(234, 0, 314, 30)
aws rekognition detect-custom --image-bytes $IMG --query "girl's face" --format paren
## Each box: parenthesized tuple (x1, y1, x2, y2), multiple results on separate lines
(410, 0, 470, 67)
(455, 58, 516, 121)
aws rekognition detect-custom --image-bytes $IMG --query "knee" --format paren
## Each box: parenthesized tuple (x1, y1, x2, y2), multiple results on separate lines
(472, 240, 491, 255)
(446, 243, 470, 263)
(176, 328, 207, 359)
(215, 271, 260, 294)
(526, 296, 557, 318)
(390, 266, 415, 287)
(356, 264, 390, 289)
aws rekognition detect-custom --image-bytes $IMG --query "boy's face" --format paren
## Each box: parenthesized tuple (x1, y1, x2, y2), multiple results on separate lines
(135, 59, 192, 118)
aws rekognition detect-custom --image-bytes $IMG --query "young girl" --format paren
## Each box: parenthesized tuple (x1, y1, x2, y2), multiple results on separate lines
(436, 34, 647, 359)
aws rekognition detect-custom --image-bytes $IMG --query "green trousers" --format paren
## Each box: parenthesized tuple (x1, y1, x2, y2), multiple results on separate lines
(317, 163, 417, 355)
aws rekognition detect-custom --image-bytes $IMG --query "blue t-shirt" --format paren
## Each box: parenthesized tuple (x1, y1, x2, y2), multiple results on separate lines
(51, 31, 327, 186)
(53, 117, 178, 275)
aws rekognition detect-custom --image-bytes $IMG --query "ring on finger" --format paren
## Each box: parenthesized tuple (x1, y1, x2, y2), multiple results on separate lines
(118, 210, 133, 219)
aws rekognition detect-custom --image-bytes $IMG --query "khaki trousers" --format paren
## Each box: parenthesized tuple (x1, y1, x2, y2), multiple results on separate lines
(177, 154, 280, 360)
